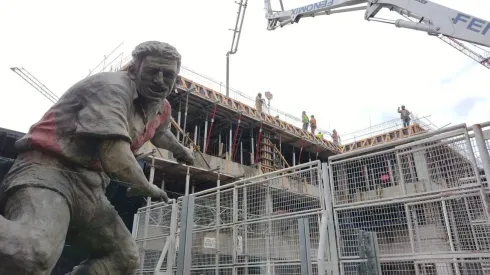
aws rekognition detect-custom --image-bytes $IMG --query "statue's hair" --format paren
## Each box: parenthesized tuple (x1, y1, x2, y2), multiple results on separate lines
(131, 41, 181, 72)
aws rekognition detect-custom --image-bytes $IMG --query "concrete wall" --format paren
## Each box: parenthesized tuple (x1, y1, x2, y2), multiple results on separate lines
(137, 142, 259, 178)
(268, 175, 321, 197)
(195, 153, 258, 178)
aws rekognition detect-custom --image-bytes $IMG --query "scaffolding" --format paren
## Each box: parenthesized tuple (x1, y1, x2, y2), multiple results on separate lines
(340, 115, 437, 153)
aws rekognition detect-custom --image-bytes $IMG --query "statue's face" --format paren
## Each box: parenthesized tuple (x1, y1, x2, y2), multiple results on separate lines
(136, 55, 178, 99)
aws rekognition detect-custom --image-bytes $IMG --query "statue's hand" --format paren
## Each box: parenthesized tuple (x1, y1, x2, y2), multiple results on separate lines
(127, 185, 169, 202)
(173, 146, 195, 165)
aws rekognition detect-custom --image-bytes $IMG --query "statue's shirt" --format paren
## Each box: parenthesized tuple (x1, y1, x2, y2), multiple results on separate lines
(15, 71, 171, 170)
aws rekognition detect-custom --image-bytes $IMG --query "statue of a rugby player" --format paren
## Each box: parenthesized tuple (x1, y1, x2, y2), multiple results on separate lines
(0, 41, 194, 275)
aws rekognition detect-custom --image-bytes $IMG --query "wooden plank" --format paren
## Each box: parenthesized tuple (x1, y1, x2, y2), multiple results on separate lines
(170, 116, 211, 169)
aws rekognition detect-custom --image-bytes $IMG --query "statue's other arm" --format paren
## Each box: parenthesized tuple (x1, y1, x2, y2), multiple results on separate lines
(151, 116, 195, 165)
(151, 117, 181, 153)
(99, 139, 156, 194)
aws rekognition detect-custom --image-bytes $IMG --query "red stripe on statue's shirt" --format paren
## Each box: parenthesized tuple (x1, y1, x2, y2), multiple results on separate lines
(29, 111, 63, 154)
(131, 100, 171, 152)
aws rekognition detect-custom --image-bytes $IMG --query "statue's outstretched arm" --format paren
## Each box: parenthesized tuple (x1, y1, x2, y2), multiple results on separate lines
(151, 117, 195, 165)
(99, 139, 168, 201)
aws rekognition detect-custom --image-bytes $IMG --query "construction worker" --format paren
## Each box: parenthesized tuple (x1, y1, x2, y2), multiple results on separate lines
(255, 92, 264, 115)
(0, 41, 195, 275)
(316, 132, 324, 140)
(310, 115, 317, 134)
(398, 105, 411, 127)
(332, 129, 340, 145)
(302, 111, 309, 131)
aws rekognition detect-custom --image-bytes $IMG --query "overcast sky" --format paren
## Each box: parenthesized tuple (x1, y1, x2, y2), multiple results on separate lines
(0, 0, 489, 141)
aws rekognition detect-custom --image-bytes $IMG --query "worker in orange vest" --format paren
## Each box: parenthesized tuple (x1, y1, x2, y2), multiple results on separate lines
(310, 115, 317, 135)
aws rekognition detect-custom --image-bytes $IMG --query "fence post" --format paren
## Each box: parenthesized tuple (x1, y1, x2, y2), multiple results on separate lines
(153, 201, 179, 275)
(176, 195, 195, 275)
(321, 163, 340, 275)
(299, 218, 313, 275)
(472, 124, 490, 185)
(166, 201, 179, 273)
(358, 230, 381, 275)
(131, 212, 140, 239)
(464, 127, 490, 221)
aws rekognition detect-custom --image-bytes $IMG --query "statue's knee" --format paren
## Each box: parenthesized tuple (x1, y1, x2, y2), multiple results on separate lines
(24, 240, 58, 272)
(119, 241, 140, 272)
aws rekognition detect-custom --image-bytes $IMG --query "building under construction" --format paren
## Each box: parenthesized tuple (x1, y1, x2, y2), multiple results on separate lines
(2, 66, 490, 275)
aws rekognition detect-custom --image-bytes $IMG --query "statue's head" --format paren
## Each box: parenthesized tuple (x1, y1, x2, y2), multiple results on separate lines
(128, 41, 182, 101)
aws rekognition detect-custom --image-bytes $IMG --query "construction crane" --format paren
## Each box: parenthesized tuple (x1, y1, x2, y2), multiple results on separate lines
(438, 35, 490, 69)
(263, 0, 490, 69)
(10, 67, 59, 104)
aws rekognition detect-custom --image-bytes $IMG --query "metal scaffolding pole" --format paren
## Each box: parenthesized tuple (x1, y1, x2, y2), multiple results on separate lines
(205, 104, 218, 153)
(232, 112, 242, 158)
(182, 93, 190, 144)
(177, 101, 182, 140)
(204, 116, 208, 153)
(229, 122, 233, 158)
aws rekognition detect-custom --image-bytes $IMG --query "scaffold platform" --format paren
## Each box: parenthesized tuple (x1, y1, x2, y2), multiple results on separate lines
(174, 75, 341, 155)
(340, 123, 427, 153)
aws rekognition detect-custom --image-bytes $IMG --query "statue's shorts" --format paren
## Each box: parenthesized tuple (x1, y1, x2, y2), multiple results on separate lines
(0, 150, 111, 228)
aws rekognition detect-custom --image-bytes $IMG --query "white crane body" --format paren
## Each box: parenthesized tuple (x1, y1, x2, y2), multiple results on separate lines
(264, 0, 490, 48)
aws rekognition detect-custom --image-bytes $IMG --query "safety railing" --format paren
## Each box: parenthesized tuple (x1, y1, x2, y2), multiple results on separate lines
(341, 115, 435, 145)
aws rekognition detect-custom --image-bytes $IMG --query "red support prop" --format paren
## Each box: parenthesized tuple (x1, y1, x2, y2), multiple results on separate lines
(298, 141, 304, 165)
(255, 123, 263, 164)
(231, 113, 242, 158)
(204, 104, 217, 153)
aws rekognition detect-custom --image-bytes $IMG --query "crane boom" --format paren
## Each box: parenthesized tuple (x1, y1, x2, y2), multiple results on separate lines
(264, 0, 490, 48)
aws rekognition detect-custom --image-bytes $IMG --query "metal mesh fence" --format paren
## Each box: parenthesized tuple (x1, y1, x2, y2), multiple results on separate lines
(329, 123, 490, 275)
(341, 258, 490, 275)
(133, 122, 490, 275)
(134, 161, 327, 275)
(187, 162, 324, 274)
(330, 128, 481, 206)
(133, 202, 177, 275)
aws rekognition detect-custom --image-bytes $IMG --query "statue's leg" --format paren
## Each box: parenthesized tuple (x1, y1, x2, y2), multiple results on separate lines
(67, 195, 139, 275)
(0, 187, 70, 275)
